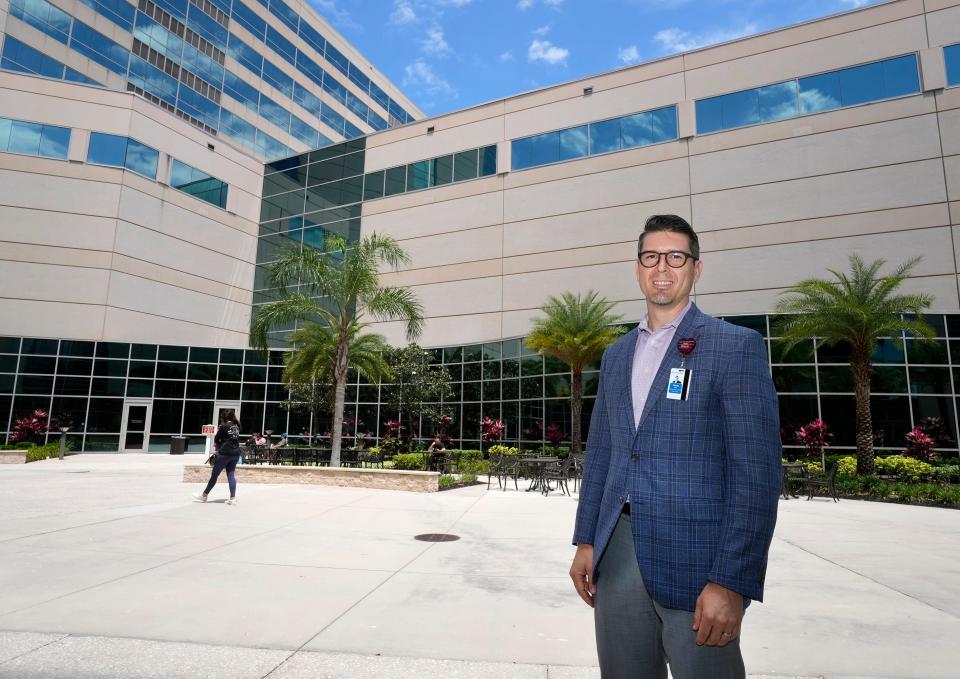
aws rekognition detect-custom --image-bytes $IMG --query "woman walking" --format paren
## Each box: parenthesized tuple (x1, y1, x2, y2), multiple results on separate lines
(193, 409, 242, 505)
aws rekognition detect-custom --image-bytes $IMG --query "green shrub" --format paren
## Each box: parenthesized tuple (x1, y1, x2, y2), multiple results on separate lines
(934, 485, 960, 504)
(460, 472, 478, 483)
(392, 453, 427, 470)
(835, 456, 857, 477)
(932, 465, 960, 484)
(458, 457, 489, 475)
(0, 442, 36, 450)
(25, 443, 61, 462)
(488, 444, 518, 456)
(454, 449, 483, 462)
(876, 455, 934, 482)
(438, 474, 457, 488)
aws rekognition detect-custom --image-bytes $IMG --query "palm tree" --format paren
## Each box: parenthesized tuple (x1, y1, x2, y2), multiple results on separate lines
(251, 234, 423, 467)
(282, 320, 392, 443)
(526, 291, 626, 455)
(773, 255, 936, 476)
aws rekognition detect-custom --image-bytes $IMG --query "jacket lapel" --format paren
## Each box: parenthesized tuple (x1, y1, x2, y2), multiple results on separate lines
(618, 328, 640, 435)
(635, 304, 707, 434)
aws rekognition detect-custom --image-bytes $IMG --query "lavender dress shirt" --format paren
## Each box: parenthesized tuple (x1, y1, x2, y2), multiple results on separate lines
(631, 300, 693, 429)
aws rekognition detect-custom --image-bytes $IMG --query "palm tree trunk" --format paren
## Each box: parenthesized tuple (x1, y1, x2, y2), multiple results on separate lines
(571, 369, 583, 456)
(330, 333, 350, 468)
(851, 347, 875, 476)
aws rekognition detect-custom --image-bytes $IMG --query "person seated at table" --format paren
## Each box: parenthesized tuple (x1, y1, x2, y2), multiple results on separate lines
(249, 432, 267, 446)
(427, 434, 447, 454)
(271, 433, 288, 449)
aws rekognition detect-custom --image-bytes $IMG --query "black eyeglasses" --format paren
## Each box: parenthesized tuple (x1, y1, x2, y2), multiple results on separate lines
(638, 250, 697, 268)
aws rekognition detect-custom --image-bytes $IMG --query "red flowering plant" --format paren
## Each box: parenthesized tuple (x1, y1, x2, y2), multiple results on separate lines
(434, 415, 455, 448)
(545, 422, 567, 448)
(380, 419, 408, 456)
(11, 409, 48, 445)
(797, 419, 834, 471)
(481, 416, 505, 444)
(904, 427, 936, 463)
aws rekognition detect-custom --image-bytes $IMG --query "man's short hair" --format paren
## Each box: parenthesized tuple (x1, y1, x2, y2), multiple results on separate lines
(638, 215, 700, 260)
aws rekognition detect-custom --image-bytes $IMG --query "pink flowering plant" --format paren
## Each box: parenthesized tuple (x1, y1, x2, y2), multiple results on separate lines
(480, 416, 505, 443)
(797, 419, 834, 470)
(11, 409, 48, 445)
(904, 427, 936, 462)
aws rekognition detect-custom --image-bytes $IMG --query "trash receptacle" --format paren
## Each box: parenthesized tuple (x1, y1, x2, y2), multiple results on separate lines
(170, 436, 188, 455)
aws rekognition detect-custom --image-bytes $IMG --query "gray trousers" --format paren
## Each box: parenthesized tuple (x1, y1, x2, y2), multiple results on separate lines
(594, 513, 745, 679)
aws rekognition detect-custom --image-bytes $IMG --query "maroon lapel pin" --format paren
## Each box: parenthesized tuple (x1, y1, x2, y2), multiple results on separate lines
(677, 337, 697, 368)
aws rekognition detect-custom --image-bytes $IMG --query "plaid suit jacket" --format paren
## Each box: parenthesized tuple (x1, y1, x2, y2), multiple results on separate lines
(572, 303, 781, 611)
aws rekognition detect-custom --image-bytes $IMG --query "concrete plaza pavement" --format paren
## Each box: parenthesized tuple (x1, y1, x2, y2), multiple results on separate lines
(0, 454, 957, 679)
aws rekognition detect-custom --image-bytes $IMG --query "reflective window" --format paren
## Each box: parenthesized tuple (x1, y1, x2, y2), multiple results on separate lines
(128, 56, 178, 105)
(513, 106, 676, 171)
(0, 116, 71, 160)
(227, 33, 262, 76)
(259, 94, 291, 131)
(77, 0, 134, 31)
(87, 133, 159, 179)
(223, 70, 259, 110)
(231, 1, 266, 40)
(268, 0, 299, 33)
(263, 60, 293, 98)
(171, 159, 228, 208)
(454, 148, 478, 181)
(186, 4, 226, 45)
(1, 36, 67, 78)
(70, 21, 129, 75)
(945, 44, 960, 86)
(697, 54, 920, 134)
(298, 21, 325, 55)
(290, 115, 319, 147)
(65, 68, 100, 86)
(266, 26, 296, 66)
(176, 87, 220, 130)
(10, 0, 71, 45)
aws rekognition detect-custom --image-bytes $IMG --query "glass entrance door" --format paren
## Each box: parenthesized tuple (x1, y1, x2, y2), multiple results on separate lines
(121, 400, 153, 452)
(213, 402, 241, 429)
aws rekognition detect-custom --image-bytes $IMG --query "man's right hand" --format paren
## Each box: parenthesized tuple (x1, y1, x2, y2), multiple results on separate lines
(570, 544, 596, 607)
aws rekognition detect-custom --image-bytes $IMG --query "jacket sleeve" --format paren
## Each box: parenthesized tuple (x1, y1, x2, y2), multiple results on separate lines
(572, 350, 613, 546)
(708, 330, 781, 602)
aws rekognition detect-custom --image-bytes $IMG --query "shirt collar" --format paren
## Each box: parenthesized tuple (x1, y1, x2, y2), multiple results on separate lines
(639, 300, 693, 334)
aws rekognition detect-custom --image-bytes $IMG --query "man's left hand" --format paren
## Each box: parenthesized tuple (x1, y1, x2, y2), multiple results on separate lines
(692, 582, 744, 647)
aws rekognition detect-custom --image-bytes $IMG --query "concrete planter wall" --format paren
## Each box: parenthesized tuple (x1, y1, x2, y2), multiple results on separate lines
(0, 450, 28, 464)
(183, 464, 440, 492)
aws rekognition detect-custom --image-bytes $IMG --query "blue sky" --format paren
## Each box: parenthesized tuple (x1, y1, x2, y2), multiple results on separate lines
(308, 0, 886, 117)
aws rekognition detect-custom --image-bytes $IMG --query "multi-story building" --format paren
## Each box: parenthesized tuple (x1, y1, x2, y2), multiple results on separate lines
(0, 0, 420, 158)
(3, 0, 960, 456)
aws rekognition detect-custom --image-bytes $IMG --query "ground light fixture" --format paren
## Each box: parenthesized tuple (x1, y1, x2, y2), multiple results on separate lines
(58, 427, 70, 460)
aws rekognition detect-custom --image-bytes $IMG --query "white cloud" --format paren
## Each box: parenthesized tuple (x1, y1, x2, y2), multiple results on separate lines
(390, 1, 416, 24)
(308, 0, 361, 31)
(653, 23, 759, 54)
(528, 39, 569, 65)
(618, 45, 640, 65)
(840, 0, 872, 7)
(422, 28, 451, 54)
(499, 50, 514, 62)
(532, 24, 550, 36)
(403, 60, 457, 97)
(518, 0, 562, 9)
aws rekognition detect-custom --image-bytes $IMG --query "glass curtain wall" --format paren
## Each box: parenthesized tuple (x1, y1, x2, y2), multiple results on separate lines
(4, 314, 960, 454)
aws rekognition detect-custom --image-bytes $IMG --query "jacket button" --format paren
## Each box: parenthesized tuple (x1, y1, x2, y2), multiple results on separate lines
(631, 452, 639, 460)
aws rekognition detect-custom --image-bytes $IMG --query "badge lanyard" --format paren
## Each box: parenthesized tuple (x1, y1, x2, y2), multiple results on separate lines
(667, 337, 696, 401)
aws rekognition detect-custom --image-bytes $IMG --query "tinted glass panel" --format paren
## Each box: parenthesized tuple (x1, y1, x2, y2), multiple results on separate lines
(171, 160, 228, 208)
(454, 148, 478, 181)
(86, 132, 127, 167)
(947, 44, 960, 86)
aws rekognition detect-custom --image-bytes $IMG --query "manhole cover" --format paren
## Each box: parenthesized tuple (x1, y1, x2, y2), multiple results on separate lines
(414, 533, 460, 542)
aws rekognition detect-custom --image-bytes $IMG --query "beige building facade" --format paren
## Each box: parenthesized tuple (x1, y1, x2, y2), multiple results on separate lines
(357, 0, 960, 349)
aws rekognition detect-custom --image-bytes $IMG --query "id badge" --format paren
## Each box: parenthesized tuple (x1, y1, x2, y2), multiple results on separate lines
(666, 368, 691, 401)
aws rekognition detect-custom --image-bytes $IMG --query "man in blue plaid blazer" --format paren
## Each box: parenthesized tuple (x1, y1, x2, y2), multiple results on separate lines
(570, 215, 781, 679)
